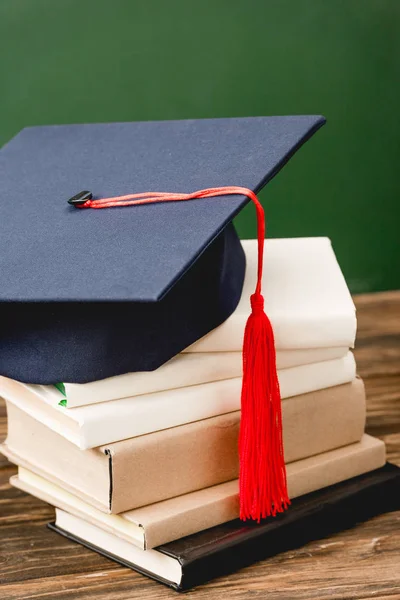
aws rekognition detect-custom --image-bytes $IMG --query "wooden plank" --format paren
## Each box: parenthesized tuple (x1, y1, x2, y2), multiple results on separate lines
(354, 291, 400, 337)
(353, 292, 400, 441)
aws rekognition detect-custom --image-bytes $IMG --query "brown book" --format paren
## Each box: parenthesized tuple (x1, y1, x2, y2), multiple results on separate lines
(11, 435, 385, 550)
(2, 378, 366, 514)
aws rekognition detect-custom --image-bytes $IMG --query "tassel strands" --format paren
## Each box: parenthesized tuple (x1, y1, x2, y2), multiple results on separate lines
(71, 185, 290, 522)
(240, 292, 289, 521)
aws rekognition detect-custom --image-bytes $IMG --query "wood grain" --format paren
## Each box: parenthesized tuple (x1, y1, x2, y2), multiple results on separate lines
(0, 291, 399, 600)
(0, 398, 8, 469)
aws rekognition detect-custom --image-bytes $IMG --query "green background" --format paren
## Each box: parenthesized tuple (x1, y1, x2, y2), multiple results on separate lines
(1, 0, 399, 292)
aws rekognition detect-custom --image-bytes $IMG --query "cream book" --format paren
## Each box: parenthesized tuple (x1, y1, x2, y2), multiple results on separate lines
(11, 435, 386, 550)
(0, 352, 356, 449)
(186, 237, 356, 352)
(2, 379, 366, 514)
(55, 346, 348, 408)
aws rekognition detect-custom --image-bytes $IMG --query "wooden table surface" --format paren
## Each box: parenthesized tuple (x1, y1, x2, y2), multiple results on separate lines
(0, 292, 399, 600)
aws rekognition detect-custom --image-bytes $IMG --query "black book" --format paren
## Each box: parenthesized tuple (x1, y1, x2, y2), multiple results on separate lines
(48, 463, 400, 592)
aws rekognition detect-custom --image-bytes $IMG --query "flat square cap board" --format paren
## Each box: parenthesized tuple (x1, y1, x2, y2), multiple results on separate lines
(0, 116, 325, 383)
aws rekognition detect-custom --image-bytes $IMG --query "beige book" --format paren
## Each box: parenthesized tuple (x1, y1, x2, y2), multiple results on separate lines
(2, 380, 366, 514)
(186, 238, 356, 352)
(0, 352, 356, 449)
(58, 347, 349, 408)
(11, 435, 385, 549)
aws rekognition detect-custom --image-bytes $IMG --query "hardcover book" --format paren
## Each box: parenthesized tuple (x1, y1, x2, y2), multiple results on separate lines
(47, 462, 400, 590)
(2, 379, 366, 513)
(187, 237, 356, 353)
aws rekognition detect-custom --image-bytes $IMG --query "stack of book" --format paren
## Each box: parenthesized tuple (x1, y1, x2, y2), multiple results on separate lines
(1, 116, 399, 591)
(1, 236, 397, 590)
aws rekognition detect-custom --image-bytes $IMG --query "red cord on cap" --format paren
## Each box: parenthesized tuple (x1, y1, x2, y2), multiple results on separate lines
(76, 186, 290, 522)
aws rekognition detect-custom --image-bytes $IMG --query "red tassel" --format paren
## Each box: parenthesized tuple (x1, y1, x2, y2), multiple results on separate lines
(239, 292, 289, 521)
(73, 185, 290, 521)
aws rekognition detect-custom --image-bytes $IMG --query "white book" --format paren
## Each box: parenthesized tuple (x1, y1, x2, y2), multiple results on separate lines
(186, 237, 356, 352)
(0, 352, 356, 449)
(38, 237, 353, 409)
(58, 346, 347, 408)
(10, 435, 385, 551)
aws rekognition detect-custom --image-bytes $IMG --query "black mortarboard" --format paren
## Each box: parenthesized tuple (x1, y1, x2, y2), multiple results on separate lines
(0, 116, 325, 385)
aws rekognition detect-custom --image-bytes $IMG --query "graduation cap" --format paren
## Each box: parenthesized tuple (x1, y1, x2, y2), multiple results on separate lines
(0, 115, 326, 520)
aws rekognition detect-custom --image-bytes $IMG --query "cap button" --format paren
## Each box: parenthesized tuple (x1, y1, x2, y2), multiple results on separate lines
(67, 190, 93, 206)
